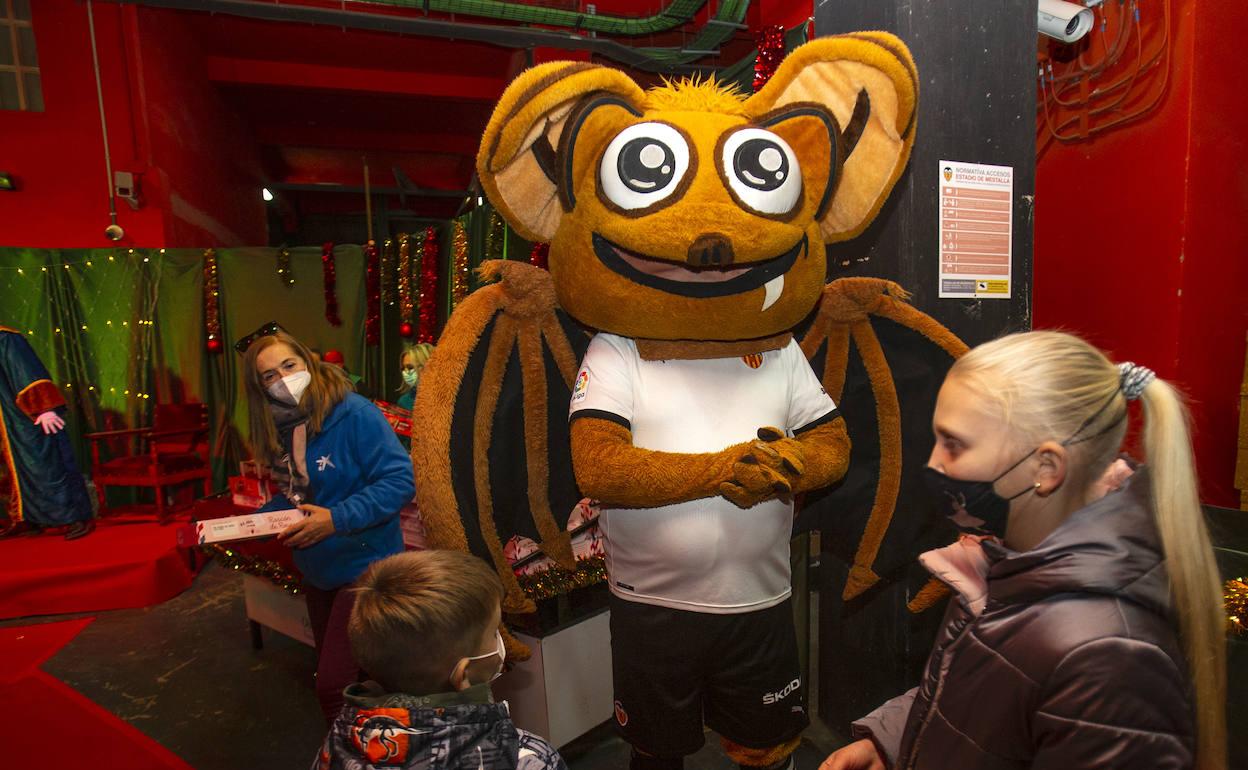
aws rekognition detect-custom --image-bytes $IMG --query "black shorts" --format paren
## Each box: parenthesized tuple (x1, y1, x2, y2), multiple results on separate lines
(609, 594, 808, 758)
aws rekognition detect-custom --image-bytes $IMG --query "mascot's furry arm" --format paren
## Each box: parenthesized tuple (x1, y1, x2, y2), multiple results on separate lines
(413, 33, 969, 642)
(570, 418, 849, 510)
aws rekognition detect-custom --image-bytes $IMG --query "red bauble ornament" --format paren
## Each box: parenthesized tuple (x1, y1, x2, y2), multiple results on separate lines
(206, 337, 223, 353)
(399, 321, 414, 338)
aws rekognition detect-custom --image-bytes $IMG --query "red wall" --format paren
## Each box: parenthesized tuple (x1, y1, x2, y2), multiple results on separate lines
(0, 1, 264, 248)
(1034, 0, 1248, 506)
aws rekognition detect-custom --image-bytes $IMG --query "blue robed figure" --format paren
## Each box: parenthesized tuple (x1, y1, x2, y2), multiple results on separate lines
(0, 327, 94, 539)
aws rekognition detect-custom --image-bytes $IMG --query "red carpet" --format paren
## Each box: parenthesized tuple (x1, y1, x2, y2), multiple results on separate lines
(0, 618, 193, 770)
(0, 515, 199, 620)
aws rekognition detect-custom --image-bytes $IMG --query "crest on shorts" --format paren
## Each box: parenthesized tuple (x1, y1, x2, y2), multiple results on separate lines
(742, 353, 764, 369)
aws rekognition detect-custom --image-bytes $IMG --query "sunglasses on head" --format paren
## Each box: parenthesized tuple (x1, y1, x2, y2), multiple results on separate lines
(235, 321, 286, 354)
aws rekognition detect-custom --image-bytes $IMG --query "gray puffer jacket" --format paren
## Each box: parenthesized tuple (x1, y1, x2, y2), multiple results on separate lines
(854, 469, 1196, 769)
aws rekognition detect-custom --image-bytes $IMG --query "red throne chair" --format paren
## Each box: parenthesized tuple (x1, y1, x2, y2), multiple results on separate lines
(87, 403, 212, 523)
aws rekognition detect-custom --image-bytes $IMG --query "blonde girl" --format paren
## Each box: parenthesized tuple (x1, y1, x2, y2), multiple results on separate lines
(823, 330, 1225, 770)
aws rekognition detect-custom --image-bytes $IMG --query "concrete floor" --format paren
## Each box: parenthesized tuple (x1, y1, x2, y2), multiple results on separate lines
(2, 562, 847, 769)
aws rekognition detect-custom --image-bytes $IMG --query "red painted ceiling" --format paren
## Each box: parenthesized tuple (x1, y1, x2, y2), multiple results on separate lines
(187, 2, 763, 220)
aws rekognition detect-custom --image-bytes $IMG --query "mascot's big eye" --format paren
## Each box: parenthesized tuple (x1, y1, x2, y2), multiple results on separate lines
(720, 128, 802, 216)
(599, 122, 691, 211)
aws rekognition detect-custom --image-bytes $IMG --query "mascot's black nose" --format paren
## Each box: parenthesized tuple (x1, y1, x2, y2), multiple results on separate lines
(687, 234, 735, 267)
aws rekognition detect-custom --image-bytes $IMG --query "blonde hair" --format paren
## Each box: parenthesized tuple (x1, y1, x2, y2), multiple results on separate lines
(349, 550, 503, 695)
(398, 343, 435, 394)
(951, 330, 1226, 770)
(242, 331, 353, 465)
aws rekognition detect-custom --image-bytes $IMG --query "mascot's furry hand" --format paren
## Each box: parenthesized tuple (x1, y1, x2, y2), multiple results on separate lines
(720, 428, 805, 508)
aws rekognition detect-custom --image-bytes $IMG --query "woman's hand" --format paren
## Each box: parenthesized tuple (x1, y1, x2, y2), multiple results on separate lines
(279, 504, 336, 549)
(819, 739, 886, 770)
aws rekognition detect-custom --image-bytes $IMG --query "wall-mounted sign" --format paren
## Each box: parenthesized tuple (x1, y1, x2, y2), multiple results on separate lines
(938, 161, 1013, 299)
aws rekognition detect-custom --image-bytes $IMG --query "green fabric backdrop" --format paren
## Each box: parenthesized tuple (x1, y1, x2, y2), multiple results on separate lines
(0, 207, 528, 494)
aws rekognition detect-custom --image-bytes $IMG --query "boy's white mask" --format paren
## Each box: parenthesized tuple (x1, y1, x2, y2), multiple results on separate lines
(454, 629, 505, 686)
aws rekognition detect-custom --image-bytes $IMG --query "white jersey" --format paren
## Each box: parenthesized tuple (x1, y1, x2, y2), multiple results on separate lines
(569, 333, 837, 614)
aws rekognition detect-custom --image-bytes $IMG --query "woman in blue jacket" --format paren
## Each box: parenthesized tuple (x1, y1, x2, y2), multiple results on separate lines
(239, 325, 415, 725)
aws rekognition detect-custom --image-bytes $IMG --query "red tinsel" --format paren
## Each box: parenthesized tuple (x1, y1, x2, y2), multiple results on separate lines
(529, 242, 549, 270)
(204, 248, 222, 354)
(753, 25, 786, 92)
(364, 239, 381, 346)
(417, 226, 440, 343)
(321, 241, 342, 327)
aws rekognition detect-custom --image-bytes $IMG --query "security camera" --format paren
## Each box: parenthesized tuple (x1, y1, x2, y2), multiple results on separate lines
(1038, 0, 1094, 43)
(104, 224, 125, 241)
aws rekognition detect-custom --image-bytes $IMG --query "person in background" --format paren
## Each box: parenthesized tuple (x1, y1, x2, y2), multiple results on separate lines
(314, 550, 567, 770)
(822, 331, 1225, 770)
(323, 349, 373, 400)
(0, 327, 94, 539)
(238, 322, 415, 726)
(397, 343, 434, 413)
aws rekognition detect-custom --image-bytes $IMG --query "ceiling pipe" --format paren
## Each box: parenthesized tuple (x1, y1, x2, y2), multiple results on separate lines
(358, 0, 707, 37)
(122, 0, 737, 73)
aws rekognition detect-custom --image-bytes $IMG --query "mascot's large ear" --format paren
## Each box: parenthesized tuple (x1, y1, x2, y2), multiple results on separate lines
(478, 62, 646, 242)
(746, 33, 918, 244)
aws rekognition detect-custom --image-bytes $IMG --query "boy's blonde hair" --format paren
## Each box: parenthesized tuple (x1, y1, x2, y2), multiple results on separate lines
(349, 550, 504, 695)
(951, 330, 1226, 770)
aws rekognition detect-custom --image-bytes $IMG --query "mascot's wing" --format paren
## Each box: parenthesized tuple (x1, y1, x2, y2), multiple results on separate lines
(796, 278, 967, 602)
(412, 260, 590, 618)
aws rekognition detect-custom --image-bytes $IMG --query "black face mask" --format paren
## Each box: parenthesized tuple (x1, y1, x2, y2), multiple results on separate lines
(922, 451, 1037, 539)
(923, 389, 1128, 539)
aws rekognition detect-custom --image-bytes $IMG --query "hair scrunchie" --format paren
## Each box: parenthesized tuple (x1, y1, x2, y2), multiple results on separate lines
(1117, 362, 1156, 401)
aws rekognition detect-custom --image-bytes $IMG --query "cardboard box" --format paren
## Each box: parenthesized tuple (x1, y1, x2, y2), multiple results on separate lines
(194, 508, 305, 544)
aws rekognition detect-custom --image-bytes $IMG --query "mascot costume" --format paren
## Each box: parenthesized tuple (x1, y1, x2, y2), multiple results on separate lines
(414, 33, 967, 770)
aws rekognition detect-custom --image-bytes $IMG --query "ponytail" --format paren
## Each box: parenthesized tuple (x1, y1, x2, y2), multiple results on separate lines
(1140, 378, 1227, 770)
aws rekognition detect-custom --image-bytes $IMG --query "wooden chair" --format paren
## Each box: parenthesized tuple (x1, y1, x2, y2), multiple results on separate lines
(87, 403, 212, 523)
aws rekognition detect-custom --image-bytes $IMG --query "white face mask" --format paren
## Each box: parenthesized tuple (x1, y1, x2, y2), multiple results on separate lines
(402, 369, 419, 387)
(267, 370, 311, 405)
(453, 629, 505, 686)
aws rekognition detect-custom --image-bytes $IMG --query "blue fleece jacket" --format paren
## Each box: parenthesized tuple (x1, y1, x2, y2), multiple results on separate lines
(263, 393, 415, 590)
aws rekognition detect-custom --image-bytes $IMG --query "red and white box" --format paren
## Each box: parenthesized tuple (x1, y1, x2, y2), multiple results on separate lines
(399, 500, 426, 550)
(194, 508, 306, 545)
(373, 400, 413, 438)
(229, 475, 272, 509)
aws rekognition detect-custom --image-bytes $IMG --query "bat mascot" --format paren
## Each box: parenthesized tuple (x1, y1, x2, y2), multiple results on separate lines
(414, 33, 967, 770)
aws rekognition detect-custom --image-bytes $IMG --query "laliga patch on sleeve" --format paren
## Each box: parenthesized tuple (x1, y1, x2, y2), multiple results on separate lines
(572, 369, 590, 402)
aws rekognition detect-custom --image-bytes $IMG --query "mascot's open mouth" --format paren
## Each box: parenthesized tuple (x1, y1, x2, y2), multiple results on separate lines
(592, 233, 806, 310)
